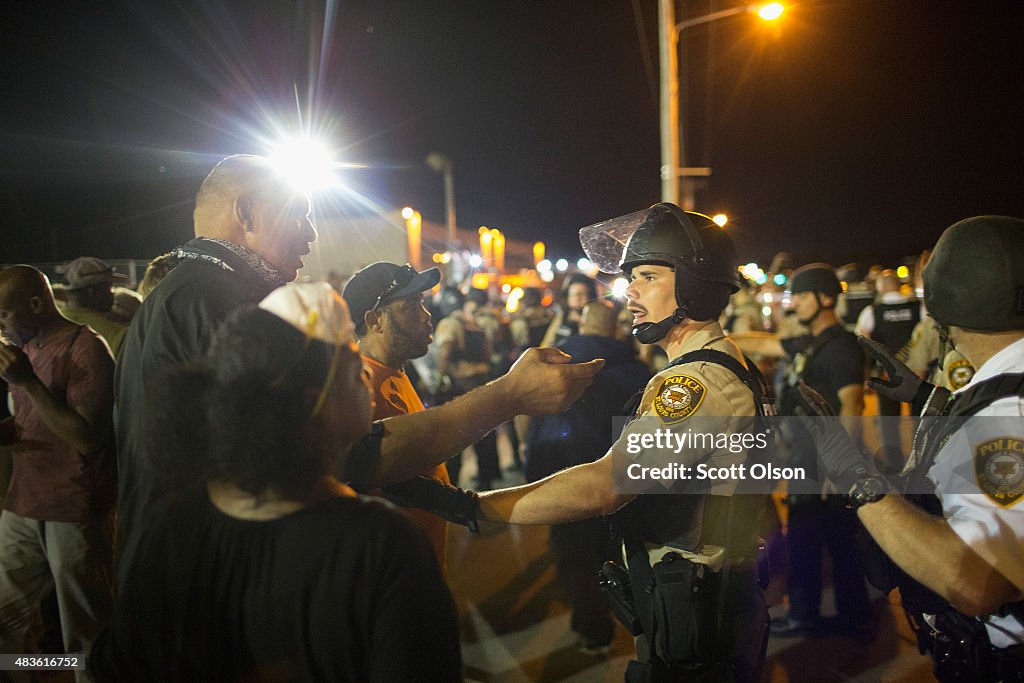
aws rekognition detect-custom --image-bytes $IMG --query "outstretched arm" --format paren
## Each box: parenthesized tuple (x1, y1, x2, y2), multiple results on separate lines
(729, 331, 786, 359)
(478, 452, 633, 525)
(370, 347, 603, 487)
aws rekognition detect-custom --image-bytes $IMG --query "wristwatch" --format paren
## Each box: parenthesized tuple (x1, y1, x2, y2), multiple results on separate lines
(847, 476, 891, 508)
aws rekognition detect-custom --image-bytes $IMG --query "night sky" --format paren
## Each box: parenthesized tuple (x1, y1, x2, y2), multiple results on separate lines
(2, 0, 1022, 269)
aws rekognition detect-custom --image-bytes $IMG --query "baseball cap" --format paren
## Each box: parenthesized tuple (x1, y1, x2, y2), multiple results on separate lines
(65, 256, 128, 290)
(343, 262, 441, 335)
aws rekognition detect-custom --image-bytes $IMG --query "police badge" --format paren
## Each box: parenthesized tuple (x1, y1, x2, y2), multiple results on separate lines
(652, 374, 707, 424)
(974, 436, 1024, 507)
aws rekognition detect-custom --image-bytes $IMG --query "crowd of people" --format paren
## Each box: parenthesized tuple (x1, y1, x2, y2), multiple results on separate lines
(0, 153, 1021, 682)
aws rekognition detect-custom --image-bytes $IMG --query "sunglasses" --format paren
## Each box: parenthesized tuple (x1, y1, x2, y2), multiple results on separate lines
(372, 264, 417, 311)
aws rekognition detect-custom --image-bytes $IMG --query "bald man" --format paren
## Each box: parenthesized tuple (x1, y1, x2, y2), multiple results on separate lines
(114, 155, 317, 561)
(0, 265, 115, 675)
(114, 155, 603, 573)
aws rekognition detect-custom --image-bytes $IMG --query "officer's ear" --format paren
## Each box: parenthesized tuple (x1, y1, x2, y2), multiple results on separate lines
(819, 293, 837, 309)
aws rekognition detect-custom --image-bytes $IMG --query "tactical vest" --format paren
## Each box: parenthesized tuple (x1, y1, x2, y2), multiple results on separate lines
(778, 325, 845, 417)
(872, 301, 921, 354)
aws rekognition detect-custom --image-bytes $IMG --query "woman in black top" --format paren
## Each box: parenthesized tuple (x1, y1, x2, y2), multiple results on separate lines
(93, 284, 461, 682)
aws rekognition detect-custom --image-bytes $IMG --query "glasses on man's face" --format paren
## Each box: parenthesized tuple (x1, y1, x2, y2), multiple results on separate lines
(372, 265, 417, 311)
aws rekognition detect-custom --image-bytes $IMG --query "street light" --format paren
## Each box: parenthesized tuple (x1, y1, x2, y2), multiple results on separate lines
(660, 2, 784, 209)
(712, 213, 728, 227)
(402, 207, 422, 270)
(426, 152, 457, 247)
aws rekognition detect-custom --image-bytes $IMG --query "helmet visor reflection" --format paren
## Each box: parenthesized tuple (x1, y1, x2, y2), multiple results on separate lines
(578, 209, 650, 273)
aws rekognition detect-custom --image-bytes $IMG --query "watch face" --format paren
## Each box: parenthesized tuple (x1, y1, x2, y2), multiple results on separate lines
(862, 478, 884, 497)
(853, 476, 889, 505)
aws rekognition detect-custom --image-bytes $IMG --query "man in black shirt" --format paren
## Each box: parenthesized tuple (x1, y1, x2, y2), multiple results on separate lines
(773, 264, 872, 639)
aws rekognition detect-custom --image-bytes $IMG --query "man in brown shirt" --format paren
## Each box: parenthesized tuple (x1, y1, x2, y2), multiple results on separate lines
(0, 265, 115, 677)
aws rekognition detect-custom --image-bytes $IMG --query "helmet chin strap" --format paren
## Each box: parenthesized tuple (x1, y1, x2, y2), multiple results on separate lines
(935, 322, 956, 370)
(632, 307, 687, 345)
(797, 292, 827, 327)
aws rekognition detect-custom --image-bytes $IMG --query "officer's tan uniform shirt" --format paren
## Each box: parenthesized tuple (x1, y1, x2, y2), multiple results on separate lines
(613, 320, 755, 497)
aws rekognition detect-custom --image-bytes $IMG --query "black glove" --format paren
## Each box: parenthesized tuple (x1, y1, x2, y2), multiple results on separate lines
(795, 382, 878, 493)
(858, 336, 931, 404)
(382, 476, 480, 532)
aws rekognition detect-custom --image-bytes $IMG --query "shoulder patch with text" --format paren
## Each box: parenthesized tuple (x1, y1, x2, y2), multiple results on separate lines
(974, 436, 1024, 508)
(652, 374, 707, 424)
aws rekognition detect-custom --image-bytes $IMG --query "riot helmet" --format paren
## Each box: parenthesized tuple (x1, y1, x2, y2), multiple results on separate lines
(924, 216, 1024, 332)
(580, 203, 740, 343)
(787, 263, 841, 326)
(789, 263, 842, 298)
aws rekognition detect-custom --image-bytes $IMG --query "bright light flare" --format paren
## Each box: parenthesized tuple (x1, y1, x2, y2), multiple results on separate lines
(555, 258, 569, 272)
(712, 213, 728, 227)
(612, 277, 629, 299)
(896, 265, 910, 279)
(469, 254, 483, 268)
(577, 258, 592, 271)
(505, 287, 525, 313)
(537, 259, 553, 273)
(402, 206, 415, 220)
(268, 136, 338, 193)
(757, 3, 784, 21)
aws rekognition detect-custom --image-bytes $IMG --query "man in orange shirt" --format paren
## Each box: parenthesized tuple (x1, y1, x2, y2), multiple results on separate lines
(343, 262, 453, 567)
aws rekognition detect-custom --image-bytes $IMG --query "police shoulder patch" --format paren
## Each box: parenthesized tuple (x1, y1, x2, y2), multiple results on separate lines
(652, 374, 707, 424)
(974, 436, 1024, 508)
(946, 357, 975, 390)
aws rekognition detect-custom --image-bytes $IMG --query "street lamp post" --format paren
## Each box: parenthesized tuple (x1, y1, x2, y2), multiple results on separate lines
(426, 152, 457, 247)
(659, 2, 783, 209)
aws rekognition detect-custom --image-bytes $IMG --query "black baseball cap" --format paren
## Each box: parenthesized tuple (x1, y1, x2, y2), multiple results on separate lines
(343, 262, 441, 335)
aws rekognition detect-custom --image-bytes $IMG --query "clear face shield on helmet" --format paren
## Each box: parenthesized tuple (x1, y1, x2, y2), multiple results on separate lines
(578, 208, 651, 274)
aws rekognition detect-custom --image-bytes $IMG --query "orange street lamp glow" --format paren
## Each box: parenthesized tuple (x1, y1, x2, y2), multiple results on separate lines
(712, 213, 728, 227)
(403, 208, 422, 270)
(533, 241, 545, 266)
(757, 3, 784, 21)
(492, 229, 506, 273)
(479, 227, 493, 263)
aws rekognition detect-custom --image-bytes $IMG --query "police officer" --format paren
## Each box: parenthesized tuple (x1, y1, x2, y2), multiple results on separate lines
(899, 251, 975, 392)
(478, 203, 771, 681)
(801, 215, 1024, 681)
(856, 268, 922, 462)
(773, 264, 872, 638)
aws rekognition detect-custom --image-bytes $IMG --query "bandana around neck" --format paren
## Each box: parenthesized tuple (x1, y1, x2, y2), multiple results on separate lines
(173, 238, 287, 286)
